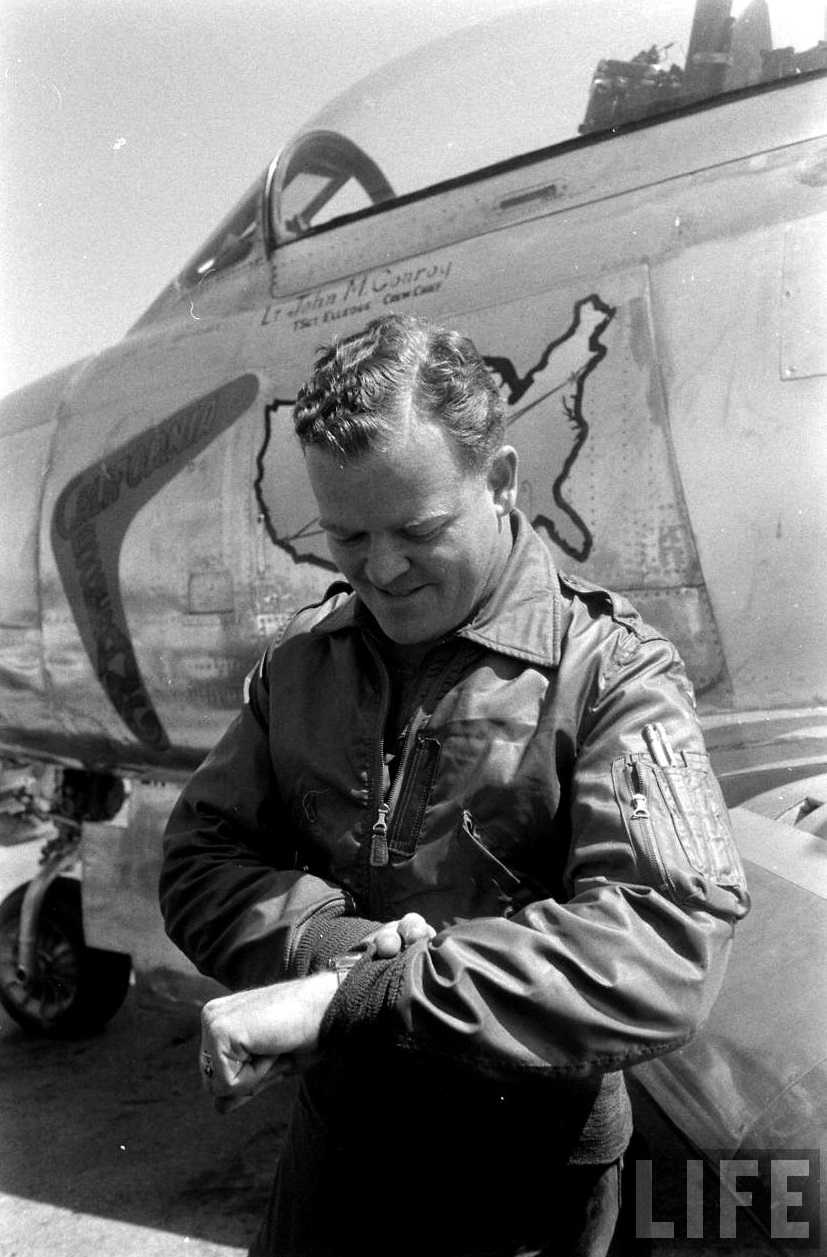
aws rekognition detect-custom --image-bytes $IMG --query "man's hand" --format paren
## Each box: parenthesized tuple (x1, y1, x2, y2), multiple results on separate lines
(200, 971, 337, 1113)
(363, 911, 436, 957)
(199, 912, 435, 1113)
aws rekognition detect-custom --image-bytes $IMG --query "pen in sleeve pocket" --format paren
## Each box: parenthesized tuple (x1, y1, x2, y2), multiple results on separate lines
(643, 722, 677, 767)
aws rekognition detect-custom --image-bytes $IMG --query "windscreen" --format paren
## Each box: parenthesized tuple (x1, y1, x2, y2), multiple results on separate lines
(289, 0, 826, 208)
(143, 0, 825, 314)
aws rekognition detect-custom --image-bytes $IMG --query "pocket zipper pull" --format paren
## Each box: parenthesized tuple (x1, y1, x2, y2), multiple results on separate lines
(631, 793, 649, 820)
(370, 803, 390, 867)
(630, 761, 649, 820)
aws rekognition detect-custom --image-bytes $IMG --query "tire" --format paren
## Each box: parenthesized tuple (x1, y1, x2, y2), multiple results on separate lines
(0, 877, 132, 1036)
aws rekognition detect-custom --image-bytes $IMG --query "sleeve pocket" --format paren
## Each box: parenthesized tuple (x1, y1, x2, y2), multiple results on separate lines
(652, 752, 743, 886)
(612, 753, 750, 916)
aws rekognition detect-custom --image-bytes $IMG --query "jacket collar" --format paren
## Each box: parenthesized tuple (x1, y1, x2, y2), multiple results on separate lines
(313, 510, 563, 669)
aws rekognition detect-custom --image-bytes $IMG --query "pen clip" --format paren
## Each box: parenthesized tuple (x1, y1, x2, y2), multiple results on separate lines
(643, 722, 677, 767)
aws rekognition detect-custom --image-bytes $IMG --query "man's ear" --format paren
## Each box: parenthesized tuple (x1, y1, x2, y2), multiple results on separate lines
(488, 446, 518, 516)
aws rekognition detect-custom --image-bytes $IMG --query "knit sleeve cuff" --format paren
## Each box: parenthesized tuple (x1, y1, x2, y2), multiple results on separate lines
(292, 910, 381, 978)
(319, 947, 411, 1044)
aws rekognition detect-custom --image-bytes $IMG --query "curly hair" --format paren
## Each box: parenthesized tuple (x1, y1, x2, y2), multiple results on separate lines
(292, 313, 505, 471)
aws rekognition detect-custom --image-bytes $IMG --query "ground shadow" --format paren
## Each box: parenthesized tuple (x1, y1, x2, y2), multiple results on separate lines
(0, 978, 297, 1250)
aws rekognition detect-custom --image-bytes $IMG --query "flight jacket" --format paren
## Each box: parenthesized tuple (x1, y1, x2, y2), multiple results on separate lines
(160, 510, 749, 1161)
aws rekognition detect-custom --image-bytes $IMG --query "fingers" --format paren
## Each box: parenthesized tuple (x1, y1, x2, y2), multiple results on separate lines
(199, 1038, 268, 1094)
(369, 924, 402, 957)
(200, 1043, 288, 1108)
(369, 912, 436, 957)
(198, 995, 286, 1111)
(396, 912, 437, 945)
(200, 1036, 324, 1114)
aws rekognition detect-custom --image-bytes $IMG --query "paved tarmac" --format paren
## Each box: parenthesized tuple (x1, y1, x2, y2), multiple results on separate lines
(0, 963, 302, 1256)
(0, 965, 300, 1257)
(0, 843, 299, 1257)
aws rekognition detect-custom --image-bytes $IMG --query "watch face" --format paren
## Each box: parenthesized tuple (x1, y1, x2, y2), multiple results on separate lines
(328, 950, 365, 976)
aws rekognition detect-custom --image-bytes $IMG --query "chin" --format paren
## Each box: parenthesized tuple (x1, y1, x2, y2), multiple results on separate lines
(379, 621, 432, 645)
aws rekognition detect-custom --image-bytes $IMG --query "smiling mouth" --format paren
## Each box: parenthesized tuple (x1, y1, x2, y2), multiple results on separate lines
(375, 585, 426, 600)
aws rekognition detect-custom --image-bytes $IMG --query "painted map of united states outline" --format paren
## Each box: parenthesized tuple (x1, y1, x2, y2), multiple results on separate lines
(487, 294, 615, 561)
(255, 294, 615, 568)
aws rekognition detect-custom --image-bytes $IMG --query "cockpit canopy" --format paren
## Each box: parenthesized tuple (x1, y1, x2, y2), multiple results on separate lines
(138, 0, 826, 320)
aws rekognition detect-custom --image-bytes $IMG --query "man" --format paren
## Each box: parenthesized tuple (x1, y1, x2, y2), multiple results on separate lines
(160, 313, 749, 1256)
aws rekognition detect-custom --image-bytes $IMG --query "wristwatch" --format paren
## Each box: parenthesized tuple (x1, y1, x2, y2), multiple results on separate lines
(326, 949, 365, 986)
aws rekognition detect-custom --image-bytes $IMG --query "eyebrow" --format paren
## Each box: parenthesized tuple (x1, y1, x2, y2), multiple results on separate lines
(320, 511, 454, 536)
(319, 521, 358, 538)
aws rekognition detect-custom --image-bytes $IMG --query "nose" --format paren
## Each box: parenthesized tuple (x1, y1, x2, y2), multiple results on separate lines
(364, 534, 411, 589)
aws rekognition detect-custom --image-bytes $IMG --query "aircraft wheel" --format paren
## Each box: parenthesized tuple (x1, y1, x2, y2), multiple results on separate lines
(0, 877, 132, 1036)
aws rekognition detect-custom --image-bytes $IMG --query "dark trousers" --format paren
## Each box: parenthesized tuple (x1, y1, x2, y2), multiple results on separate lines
(249, 1055, 622, 1257)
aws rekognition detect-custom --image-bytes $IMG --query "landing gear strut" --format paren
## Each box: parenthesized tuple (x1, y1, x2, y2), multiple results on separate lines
(0, 768, 132, 1036)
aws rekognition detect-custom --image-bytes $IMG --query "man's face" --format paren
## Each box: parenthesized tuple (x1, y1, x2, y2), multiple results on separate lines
(306, 418, 517, 644)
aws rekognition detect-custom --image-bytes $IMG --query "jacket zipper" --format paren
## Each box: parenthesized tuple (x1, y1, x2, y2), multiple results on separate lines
(367, 635, 435, 869)
(371, 803, 390, 867)
(367, 636, 468, 876)
(367, 641, 392, 871)
(369, 706, 431, 868)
